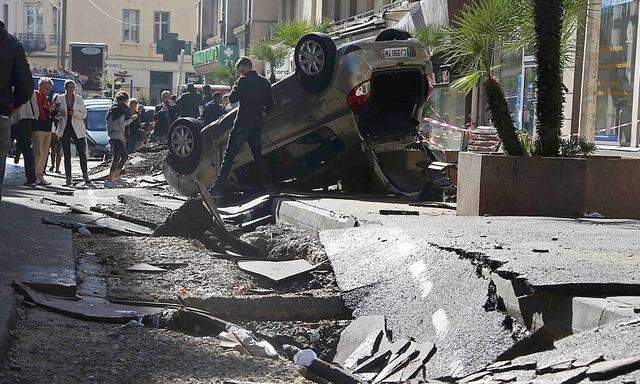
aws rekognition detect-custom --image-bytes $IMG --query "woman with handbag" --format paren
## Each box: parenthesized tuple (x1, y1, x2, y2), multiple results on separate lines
(55, 80, 90, 186)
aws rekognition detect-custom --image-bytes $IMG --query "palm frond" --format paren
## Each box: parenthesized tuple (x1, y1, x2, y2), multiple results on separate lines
(450, 71, 484, 94)
(251, 38, 288, 70)
(272, 19, 334, 48)
(415, 24, 449, 54)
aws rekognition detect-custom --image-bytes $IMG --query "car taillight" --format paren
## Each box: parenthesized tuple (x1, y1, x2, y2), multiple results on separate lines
(347, 80, 371, 111)
(424, 74, 433, 100)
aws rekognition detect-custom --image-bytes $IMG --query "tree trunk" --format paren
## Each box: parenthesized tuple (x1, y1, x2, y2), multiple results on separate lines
(534, 0, 564, 156)
(269, 64, 277, 84)
(484, 77, 525, 156)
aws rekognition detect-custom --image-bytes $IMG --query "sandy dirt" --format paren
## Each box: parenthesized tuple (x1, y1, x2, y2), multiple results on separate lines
(1, 307, 311, 384)
(76, 234, 339, 303)
(241, 224, 328, 265)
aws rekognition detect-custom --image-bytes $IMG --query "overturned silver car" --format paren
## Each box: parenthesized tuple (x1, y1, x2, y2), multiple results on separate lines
(164, 29, 433, 196)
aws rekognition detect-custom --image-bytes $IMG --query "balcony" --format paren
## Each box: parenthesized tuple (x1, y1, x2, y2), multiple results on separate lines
(18, 33, 47, 53)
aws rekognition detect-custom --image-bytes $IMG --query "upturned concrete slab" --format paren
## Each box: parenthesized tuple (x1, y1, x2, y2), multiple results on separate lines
(322, 212, 640, 295)
(321, 225, 516, 378)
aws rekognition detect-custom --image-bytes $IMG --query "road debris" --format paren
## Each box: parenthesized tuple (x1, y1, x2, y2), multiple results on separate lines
(334, 315, 387, 367)
(284, 344, 361, 384)
(237, 260, 318, 283)
(219, 325, 279, 359)
(125, 263, 168, 273)
(13, 283, 163, 323)
(379, 209, 420, 216)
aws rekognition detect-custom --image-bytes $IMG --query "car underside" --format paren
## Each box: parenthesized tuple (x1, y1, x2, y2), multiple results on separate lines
(164, 28, 435, 197)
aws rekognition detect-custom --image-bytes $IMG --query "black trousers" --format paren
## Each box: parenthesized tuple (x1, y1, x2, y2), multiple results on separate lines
(109, 139, 128, 174)
(11, 120, 36, 184)
(213, 124, 272, 191)
(61, 121, 88, 179)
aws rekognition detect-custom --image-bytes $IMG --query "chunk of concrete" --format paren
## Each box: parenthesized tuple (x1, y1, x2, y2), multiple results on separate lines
(532, 367, 587, 384)
(342, 330, 385, 370)
(586, 356, 640, 380)
(126, 263, 168, 273)
(237, 260, 317, 283)
(334, 315, 387, 366)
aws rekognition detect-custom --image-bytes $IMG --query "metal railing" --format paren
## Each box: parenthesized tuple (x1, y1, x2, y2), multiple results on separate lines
(332, 0, 410, 31)
(49, 34, 60, 46)
(18, 33, 47, 52)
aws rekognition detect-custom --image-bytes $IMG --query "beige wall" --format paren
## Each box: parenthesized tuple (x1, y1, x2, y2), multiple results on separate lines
(66, 0, 197, 62)
(12, 0, 199, 100)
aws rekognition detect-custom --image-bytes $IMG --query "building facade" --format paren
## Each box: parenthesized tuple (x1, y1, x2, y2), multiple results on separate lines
(6, 0, 198, 104)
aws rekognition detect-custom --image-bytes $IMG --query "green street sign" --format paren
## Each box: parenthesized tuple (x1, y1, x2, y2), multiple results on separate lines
(193, 45, 239, 67)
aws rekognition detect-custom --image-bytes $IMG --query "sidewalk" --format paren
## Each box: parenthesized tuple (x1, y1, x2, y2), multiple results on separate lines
(273, 196, 640, 378)
(0, 159, 77, 362)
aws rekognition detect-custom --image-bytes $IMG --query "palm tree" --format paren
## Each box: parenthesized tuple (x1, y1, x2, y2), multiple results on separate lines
(209, 63, 236, 86)
(440, 0, 527, 156)
(272, 19, 334, 49)
(532, 0, 564, 156)
(425, 0, 588, 156)
(251, 39, 289, 84)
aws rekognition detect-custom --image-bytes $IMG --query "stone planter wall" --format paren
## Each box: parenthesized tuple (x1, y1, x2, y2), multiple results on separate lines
(457, 152, 640, 219)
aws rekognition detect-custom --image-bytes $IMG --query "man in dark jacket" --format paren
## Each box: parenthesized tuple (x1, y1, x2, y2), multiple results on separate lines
(209, 57, 274, 196)
(199, 92, 225, 125)
(152, 90, 179, 144)
(0, 20, 34, 201)
(201, 84, 213, 106)
(176, 83, 202, 118)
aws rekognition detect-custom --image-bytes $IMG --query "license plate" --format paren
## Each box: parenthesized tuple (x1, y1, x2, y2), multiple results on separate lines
(381, 47, 411, 59)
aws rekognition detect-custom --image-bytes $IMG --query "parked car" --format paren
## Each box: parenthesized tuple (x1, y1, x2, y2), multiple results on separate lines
(84, 99, 112, 158)
(164, 29, 433, 196)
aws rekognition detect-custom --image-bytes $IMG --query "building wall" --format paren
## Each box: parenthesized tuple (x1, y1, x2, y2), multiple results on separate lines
(9, 0, 197, 102)
(0, 0, 19, 35)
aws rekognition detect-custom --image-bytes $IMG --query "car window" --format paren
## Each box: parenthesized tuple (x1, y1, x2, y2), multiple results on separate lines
(86, 109, 108, 131)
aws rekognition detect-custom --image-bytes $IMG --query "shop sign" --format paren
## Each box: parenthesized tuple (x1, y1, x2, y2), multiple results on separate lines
(602, 0, 634, 8)
(192, 45, 239, 67)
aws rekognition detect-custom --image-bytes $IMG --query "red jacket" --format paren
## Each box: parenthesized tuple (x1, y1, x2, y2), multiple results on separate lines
(35, 90, 50, 122)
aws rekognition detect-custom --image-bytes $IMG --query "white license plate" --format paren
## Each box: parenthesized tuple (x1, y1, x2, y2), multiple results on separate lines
(381, 47, 411, 59)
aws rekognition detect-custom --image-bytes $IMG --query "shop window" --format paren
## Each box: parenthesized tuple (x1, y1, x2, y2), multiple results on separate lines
(595, 0, 639, 145)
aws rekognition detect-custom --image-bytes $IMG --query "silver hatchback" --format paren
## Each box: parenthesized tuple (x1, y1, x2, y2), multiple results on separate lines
(164, 29, 433, 196)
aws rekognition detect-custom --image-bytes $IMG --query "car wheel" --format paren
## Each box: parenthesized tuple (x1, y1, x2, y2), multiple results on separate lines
(375, 28, 412, 41)
(167, 118, 203, 176)
(295, 33, 336, 94)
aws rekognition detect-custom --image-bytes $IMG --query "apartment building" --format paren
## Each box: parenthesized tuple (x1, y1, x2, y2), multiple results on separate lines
(5, 0, 198, 103)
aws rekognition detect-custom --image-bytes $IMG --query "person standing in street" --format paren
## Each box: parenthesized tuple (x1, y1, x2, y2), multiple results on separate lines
(0, 19, 33, 201)
(10, 92, 39, 187)
(126, 98, 141, 154)
(105, 91, 137, 188)
(48, 93, 62, 174)
(176, 83, 202, 118)
(153, 91, 179, 144)
(199, 92, 225, 126)
(32, 77, 54, 185)
(56, 80, 90, 186)
(209, 57, 274, 196)
(202, 84, 213, 106)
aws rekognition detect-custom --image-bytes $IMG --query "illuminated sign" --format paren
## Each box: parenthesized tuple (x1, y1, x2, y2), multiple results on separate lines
(192, 45, 239, 67)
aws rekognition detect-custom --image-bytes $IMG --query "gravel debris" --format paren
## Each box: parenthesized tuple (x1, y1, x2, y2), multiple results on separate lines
(240, 320, 350, 362)
(241, 224, 328, 265)
(2, 307, 311, 384)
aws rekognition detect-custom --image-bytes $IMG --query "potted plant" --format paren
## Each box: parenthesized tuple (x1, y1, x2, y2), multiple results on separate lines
(435, 0, 640, 219)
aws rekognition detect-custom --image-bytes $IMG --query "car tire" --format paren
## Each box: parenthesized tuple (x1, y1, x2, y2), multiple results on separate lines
(167, 118, 203, 176)
(295, 33, 336, 94)
(375, 28, 412, 41)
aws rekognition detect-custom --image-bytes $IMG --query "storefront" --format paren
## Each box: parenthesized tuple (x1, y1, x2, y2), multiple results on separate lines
(594, 0, 639, 146)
